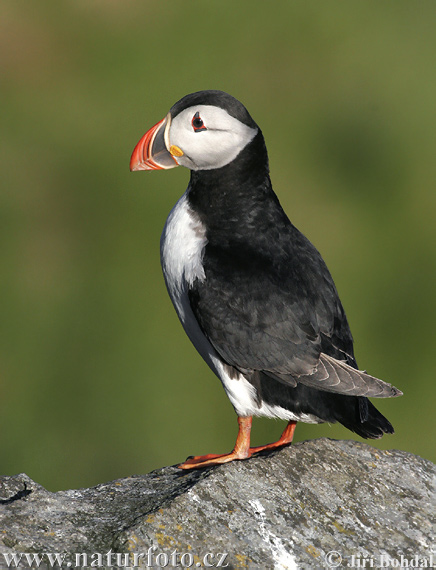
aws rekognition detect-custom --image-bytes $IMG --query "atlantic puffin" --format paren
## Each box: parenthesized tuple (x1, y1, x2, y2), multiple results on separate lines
(130, 90, 402, 469)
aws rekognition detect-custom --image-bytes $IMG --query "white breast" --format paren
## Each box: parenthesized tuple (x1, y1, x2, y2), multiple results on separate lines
(160, 191, 219, 372)
(160, 191, 206, 317)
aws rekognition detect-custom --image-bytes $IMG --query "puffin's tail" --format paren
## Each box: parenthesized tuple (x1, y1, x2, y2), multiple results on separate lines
(339, 397, 394, 439)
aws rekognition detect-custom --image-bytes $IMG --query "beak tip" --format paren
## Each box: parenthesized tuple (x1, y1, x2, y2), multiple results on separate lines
(130, 143, 145, 171)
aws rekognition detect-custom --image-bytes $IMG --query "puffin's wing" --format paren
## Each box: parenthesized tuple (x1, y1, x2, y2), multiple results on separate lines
(188, 239, 401, 399)
(188, 256, 322, 378)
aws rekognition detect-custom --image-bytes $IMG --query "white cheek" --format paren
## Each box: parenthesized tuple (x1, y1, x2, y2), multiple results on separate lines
(177, 131, 248, 170)
(169, 106, 257, 170)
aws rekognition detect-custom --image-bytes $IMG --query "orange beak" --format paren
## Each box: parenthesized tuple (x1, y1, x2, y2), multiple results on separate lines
(130, 114, 179, 171)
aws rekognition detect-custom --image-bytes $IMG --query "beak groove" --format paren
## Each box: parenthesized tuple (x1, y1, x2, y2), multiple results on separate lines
(130, 114, 178, 171)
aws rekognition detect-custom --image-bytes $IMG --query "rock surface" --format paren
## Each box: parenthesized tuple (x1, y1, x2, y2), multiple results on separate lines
(0, 438, 435, 569)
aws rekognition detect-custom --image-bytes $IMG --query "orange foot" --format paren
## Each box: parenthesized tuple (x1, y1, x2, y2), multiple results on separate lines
(178, 417, 297, 470)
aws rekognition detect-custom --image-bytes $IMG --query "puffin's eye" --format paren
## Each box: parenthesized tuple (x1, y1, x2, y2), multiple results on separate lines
(192, 112, 207, 132)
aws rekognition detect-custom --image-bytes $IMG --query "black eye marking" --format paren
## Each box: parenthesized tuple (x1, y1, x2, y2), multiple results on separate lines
(191, 112, 207, 133)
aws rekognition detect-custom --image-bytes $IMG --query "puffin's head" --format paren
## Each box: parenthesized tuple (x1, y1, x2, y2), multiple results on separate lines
(130, 91, 259, 172)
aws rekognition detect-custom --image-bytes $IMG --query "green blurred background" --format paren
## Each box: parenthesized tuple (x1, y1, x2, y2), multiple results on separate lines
(1, 1, 435, 491)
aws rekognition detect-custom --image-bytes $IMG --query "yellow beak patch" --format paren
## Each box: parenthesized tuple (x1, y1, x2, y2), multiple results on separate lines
(169, 145, 184, 157)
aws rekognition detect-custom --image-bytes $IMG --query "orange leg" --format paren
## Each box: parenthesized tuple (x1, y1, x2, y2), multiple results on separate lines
(249, 420, 297, 454)
(179, 416, 253, 470)
(178, 417, 297, 470)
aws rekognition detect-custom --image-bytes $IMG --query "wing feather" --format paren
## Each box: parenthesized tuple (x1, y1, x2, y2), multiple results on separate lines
(297, 354, 402, 398)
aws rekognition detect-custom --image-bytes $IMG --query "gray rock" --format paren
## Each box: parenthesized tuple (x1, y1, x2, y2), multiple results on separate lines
(0, 438, 434, 569)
